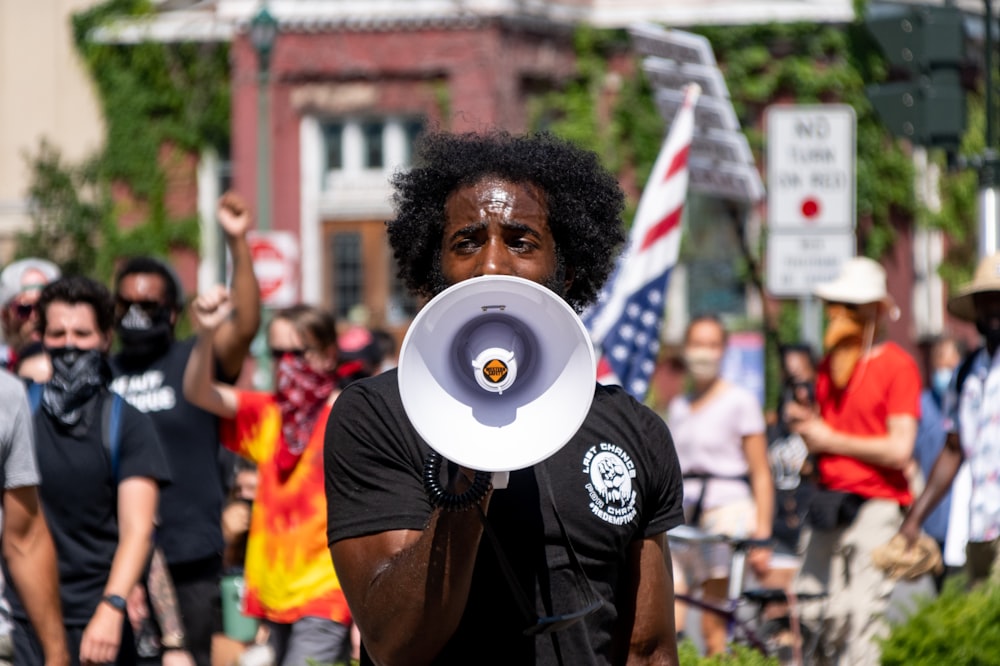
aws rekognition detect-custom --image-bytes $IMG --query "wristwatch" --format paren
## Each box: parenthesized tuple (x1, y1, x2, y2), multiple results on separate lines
(102, 594, 127, 613)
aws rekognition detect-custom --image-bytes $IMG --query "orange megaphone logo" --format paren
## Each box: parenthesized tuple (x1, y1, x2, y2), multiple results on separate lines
(482, 359, 509, 384)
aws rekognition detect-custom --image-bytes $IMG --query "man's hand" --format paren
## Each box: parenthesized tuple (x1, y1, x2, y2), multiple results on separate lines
(190, 286, 233, 333)
(126, 585, 149, 633)
(80, 603, 123, 665)
(217, 191, 252, 238)
(161, 649, 196, 666)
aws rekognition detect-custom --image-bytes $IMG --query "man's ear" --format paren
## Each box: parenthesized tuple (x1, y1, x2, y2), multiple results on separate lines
(563, 265, 576, 296)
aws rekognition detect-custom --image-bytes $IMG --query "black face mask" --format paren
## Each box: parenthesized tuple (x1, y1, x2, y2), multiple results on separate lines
(976, 318, 1000, 351)
(42, 346, 109, 427)
(116, 303, 174, 361)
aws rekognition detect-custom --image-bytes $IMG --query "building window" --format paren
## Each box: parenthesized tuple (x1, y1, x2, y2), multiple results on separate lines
(330, 231, 363, 320)
(361, 121, 385, 169)
(320, 117, 423, 182)
(322, 122, 344, 171)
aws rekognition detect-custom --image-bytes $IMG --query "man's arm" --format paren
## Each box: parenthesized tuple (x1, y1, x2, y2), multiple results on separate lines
(742, 432, 774, 576)
(789, 407, 917, 470)
(80, 478, 158, 666)
(330, 489, 492, 666)
(3, 486, 68, 666)
(899, 432, 964, 545)
(212, 191, 261, 379)
(621, 534, 679, 666)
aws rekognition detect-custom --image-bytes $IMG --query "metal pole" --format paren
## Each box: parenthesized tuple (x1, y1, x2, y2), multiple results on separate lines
(256, 66, 272, 232)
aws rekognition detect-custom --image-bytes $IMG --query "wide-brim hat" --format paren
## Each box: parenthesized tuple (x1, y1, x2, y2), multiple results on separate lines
(947, 252, 1000, 322)
(813, 257, 898, 316)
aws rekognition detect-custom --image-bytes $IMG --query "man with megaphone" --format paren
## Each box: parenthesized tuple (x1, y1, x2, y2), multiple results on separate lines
(325, 131, 685, 665)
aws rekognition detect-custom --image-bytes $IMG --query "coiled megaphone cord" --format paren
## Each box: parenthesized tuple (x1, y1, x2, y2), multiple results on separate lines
(423, 450, 493, 511)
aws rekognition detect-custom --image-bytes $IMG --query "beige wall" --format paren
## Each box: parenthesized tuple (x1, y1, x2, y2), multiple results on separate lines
(0, 0, 104, 262)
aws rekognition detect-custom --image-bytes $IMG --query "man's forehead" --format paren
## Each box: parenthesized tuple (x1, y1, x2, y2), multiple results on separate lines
(120, 272, 169, 297)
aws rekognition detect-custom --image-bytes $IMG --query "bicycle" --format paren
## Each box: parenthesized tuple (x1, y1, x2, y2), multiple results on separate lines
(667, 524, 828, 665)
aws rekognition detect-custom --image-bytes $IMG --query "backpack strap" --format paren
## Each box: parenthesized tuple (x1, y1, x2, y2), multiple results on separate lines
(955, 346, 983, 396)
(25, 381, 43, 414)
(101, 394, 124, 484)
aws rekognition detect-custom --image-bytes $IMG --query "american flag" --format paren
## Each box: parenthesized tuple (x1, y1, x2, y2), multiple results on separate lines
(583, 82, 700, 400)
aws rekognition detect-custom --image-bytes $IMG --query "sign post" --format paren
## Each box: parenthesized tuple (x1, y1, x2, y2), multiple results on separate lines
(765, 104, 857, 349)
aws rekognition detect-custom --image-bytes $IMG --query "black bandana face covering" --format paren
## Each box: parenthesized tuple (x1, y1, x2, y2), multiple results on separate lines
(42, 347, 109, 426)
(116, 303, 174, 361)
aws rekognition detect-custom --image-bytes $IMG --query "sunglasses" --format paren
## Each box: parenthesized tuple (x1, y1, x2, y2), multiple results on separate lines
(8, 302, 36, 321)
(116, 298, 166, 316)
(269, 347, 307, 360)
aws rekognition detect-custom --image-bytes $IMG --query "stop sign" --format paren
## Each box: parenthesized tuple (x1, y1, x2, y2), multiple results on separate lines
(247, 231, 299, 308)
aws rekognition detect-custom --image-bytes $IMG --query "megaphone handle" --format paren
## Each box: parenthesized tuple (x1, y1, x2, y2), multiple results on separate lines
(492, 471, 510, 490)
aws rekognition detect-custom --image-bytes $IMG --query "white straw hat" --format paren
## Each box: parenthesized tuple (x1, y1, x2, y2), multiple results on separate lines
(947, 252, 1000, 322)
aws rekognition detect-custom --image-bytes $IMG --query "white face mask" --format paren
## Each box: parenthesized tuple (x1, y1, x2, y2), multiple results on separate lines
(683, 347, 722, 383)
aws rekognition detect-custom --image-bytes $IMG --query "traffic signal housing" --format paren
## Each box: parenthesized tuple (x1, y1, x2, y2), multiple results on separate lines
(864, 2, 969, 149)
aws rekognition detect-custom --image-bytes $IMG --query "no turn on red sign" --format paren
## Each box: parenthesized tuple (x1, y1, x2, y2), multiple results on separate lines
(766, 105, 856, 231)
(765, 104, 857, 297)
(247, 231, 299, 308)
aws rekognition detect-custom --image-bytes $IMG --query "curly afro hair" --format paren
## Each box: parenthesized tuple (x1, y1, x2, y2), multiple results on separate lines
(387, 130, 626, 312)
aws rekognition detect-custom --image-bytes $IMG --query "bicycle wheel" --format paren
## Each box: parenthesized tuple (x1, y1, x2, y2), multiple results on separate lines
(757, 616, 817, 666)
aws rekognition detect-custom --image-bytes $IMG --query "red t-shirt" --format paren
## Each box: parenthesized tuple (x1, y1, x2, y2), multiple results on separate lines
(815, 341, 920, 505)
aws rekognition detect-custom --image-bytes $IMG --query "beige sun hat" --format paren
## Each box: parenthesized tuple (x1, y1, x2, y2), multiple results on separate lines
(813, 257, 899, 318)
(947, 252, 1000, 322)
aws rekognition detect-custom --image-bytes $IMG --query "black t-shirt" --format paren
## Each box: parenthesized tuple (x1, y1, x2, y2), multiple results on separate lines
(111, 338, 227, 566)
(13, 390, 171, 625)
(325, 371, 684, 665)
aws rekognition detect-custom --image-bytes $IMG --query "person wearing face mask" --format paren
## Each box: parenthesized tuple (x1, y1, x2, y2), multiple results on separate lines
(183, 289, 353, 666)
(108, 192, 261, 666)
(8, 275, 171, 666)
(666, 314, 772, 656)
(784, 257, 920, 666)
(0, 258, 61, 372)
(909, 335, 962, 589)
(900, 252, 1000, 591)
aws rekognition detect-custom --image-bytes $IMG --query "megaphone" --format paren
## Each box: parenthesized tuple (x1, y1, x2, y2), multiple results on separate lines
(397, 275, 596, 473)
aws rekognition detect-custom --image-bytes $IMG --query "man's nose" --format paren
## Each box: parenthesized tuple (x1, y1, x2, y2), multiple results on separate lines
(477, 238, 511, 276)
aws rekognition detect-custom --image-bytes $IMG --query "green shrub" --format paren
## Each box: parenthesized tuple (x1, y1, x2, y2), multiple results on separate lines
(679, 638, 778, 665)
(881, 577, 1000, 665)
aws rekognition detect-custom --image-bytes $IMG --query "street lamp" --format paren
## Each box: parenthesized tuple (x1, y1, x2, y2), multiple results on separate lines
(250, 4, 277, 232)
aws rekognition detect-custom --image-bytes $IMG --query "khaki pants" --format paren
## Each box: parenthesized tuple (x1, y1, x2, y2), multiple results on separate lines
(795, 498, 901, 666)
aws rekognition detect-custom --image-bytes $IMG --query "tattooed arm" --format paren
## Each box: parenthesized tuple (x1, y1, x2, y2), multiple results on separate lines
(146, 547, 195, 666)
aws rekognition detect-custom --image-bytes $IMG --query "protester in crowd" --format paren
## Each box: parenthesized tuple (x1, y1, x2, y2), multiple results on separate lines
(667, 315, 773, 656)
(900, 252, 1000, 587)
(10, 275, 171, 665)
(109, 192, 261, 666)
(211, 459, 259, 666)
(766, 343, 819, 559)
(909, 335, 962, 590)
(324, 130, 684, 664)
(184, 290, 352, 666)
(786, 257, 920, 665)
(0, 258, 60, 371)
(0, 369, 68, 666)
(369, 328, 398, 374)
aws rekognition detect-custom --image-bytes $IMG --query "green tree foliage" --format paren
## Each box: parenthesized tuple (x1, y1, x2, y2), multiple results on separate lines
(17, 0, 230, 281)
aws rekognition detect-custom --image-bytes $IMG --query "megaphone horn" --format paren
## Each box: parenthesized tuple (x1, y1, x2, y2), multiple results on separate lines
(397, 275, 596, 473)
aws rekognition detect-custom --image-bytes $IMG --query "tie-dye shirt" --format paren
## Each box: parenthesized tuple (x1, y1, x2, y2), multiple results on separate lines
(220, 391, 350, 625)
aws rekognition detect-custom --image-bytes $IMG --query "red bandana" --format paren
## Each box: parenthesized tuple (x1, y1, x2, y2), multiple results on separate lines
(274, 353, 335, 476)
